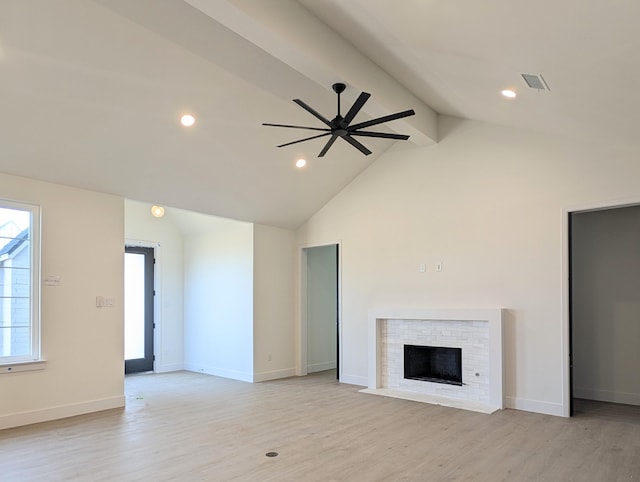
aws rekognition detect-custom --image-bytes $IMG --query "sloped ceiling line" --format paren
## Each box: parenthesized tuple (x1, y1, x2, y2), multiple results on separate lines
(183, 0, 439, 146)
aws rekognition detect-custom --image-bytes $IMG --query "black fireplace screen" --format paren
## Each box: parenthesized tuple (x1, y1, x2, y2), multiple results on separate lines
(404, 344, 462, 386)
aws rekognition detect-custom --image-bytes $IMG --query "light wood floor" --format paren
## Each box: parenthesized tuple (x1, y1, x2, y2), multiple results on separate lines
(1, 370, 639, 481)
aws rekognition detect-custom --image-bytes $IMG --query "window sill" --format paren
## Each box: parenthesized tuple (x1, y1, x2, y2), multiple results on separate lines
(0, 360, 46, 374)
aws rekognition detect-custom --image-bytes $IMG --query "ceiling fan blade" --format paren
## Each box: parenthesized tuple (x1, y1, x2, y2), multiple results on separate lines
(276, 132, 331, 148)
(348, 109, 415, 131)
(293, 99, 334, 128)
(262, 123, 330, 132)
(342, 134, 372, 156)
(348, 131, 410, 140)
(318, 134, 339, 157)
(343, 91, 371, 125)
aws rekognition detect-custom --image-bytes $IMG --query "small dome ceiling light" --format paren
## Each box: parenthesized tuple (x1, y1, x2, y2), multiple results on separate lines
(180, 114, 195, 127)
(295, 159, 307, 168)
(501, 89, 517, 98)
(151, 205, 165, 218)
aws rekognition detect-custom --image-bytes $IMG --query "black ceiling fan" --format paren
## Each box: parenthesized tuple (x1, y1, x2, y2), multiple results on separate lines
(263, 83, 415, 157)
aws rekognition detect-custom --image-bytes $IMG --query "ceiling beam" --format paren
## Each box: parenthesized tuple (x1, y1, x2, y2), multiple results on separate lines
(184, 0, 438, 146)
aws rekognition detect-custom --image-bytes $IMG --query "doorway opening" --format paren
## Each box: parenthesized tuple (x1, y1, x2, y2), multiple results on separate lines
(569, 204, 640, 415)
(124, 246, 155, 374)
(300, 243, 340, 380)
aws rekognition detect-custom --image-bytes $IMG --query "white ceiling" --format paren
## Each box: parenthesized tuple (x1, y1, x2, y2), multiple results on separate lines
(2, 0, 640, 228)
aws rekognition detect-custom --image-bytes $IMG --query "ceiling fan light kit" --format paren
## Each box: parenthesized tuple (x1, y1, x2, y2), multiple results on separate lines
(263, 83, 416, 157)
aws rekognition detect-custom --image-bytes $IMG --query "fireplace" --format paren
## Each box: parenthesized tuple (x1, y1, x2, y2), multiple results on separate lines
(404, 345, 462, 386)
(363, 308, 504, 413)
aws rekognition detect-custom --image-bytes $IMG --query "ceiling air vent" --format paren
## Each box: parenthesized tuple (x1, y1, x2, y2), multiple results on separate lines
(521, 73, 550, 91)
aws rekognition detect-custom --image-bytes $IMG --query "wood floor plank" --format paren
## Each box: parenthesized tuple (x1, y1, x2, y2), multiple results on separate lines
(1, 371, 639, 481)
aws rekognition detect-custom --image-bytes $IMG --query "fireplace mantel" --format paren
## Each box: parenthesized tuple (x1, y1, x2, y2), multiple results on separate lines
(363, 308, 504, 413)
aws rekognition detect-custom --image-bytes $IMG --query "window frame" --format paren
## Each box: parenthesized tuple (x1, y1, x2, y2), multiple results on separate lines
(0, 198, 41, 366)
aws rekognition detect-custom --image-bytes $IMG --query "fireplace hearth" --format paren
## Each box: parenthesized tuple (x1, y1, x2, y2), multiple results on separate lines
(404, 345, 462, 386)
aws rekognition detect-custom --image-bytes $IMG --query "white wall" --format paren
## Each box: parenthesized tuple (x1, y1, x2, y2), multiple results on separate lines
(297, 116, 640, 416)
(253, 224, 296, 381)
(125, 205, 298, 384)
(306, 245, 337, 373)
(124, 200, 184, 372)
(183, 217, 254, 382)
(571, 205, 640, 405)
(0, 173, 124, 429)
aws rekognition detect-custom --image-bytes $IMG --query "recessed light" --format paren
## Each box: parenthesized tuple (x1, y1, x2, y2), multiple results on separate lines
(151, 205, 165, 218)
(295, 159, 307, 168)
(501, 89, 517, 98)
(180, 114, 195, 127)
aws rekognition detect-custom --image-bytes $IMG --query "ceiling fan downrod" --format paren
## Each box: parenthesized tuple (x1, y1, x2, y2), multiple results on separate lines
(333, 82, 346, 117)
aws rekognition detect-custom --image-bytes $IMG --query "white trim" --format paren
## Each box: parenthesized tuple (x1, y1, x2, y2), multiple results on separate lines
(298, 247, 308, 377)
(0, 395, 124, 430)
(184, 363, 253, 383)
(307, 361, 336, 373)
(298, 240, 343, 250)
(253, 367, 296, 382)
(561, 196, 640, 418)
(124, 239, 161, 248)
(0, 199, 41, 365)
(563, 196, 640, 215)
(367, 308, 504, 411)
(573, 388, 640, 406)
(505, 396, 564, 417)
(561, 208, 571, 418)
(339, 374, 367, 387)
(0, 360, 46, 374)
(298, 241, 342, 380)
(153, 363, 184, 373)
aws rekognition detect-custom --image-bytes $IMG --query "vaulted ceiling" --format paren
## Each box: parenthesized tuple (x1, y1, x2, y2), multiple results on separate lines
(2, 0, 639, 228)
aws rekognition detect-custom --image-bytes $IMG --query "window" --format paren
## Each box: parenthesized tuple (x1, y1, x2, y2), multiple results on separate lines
(0, 200, 40, 365)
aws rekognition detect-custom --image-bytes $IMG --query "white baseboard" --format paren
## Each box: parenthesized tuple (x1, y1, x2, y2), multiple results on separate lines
(154, 363, 184, 373)
(340, 374, 368, 387)
(183, 363, 253, 383)
(307, 361, 336, 373)
(253, 367, 296, 382)
(574, 387, 640, 406)
(0, 395, 125, 430)
(505, 396, 565, 417)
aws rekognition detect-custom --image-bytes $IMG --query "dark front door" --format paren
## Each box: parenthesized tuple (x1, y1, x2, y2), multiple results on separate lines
(124, 246, 154, 374)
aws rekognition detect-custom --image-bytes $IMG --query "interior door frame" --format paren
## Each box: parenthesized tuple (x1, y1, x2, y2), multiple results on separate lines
(562, 196, 640, 417)
(124, 241, 160, 373)
(298, 241, 342, 380)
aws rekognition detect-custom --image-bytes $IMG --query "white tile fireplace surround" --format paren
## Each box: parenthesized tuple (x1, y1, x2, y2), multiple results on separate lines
(361, 308, 504, 414)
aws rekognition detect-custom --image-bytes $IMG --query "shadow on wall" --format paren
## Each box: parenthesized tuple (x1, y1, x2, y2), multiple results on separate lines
(502, 309, 517, 398)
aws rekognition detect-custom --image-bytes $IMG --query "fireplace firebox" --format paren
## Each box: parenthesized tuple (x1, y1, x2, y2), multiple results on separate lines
(404, 344, 462, 386)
